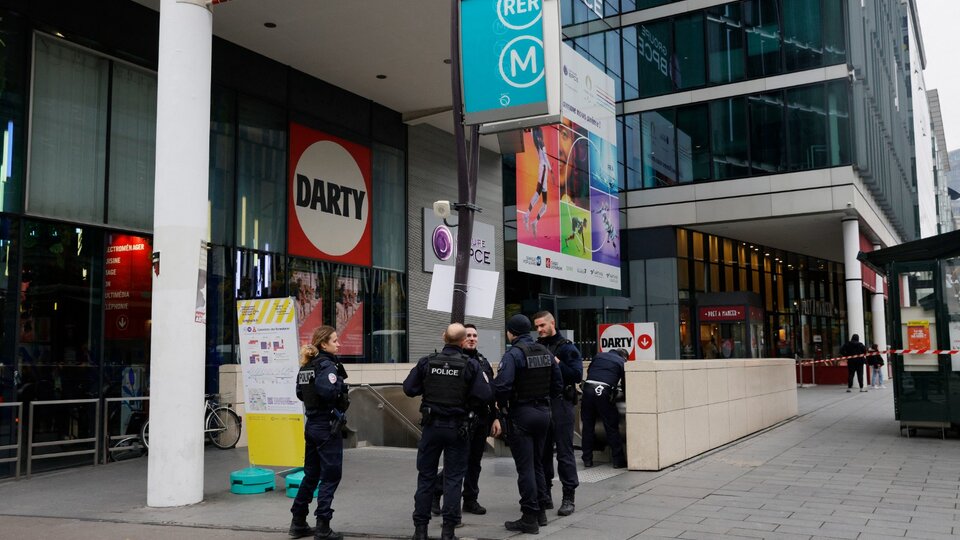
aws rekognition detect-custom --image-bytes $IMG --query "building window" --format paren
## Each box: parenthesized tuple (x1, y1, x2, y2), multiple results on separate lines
(674, 12, 706, 90)
(641, 109, 677, 187)
(827, 80, 851, 167)
(370, 269, 406, 363)
(235, 97, 286, 252)
(782, 0, 823, 70)
(710, 97, 749, 179)
(0, 15, 28, 214)
(107, 64, 157, 230)
(372, 144, 406, 271)
(209, 87, 236, 246)
(744, 0, 782, 78)
(637, 20, 673, 98)
(706, 3, 746, 85)
(749, 91, 786, 174)
(676, 104, 710, 182)
(786, 84, 828, 170)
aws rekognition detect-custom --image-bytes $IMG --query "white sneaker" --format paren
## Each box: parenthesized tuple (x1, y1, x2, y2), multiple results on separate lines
(881, 385, 887, 388)
(523, 212, 530, 231)
(860, 388, 867, 392)
(531, 221, 538, 237)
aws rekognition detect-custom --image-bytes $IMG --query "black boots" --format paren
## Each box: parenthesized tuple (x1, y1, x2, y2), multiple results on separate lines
(431, 493, 442, 516)
(582, 456, 594, 468)
(462, 499, 486, 515)
(440, 521, 458, 540)
(612, 459, 627, 469)
(557, 487, 575, 516)
(542, 494, 554, 510)
(537, 509, 548, 526)
(505, 512, 540, 534)
(288, 516, 314, 538)
(412, 524, 428, 540)
(315, 519, 343, 540)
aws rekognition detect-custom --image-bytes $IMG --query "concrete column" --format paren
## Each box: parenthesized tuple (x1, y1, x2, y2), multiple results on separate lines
(871, 244, 887, 351)
(147, 0, 212, 508)
(842, 218, 865, 341)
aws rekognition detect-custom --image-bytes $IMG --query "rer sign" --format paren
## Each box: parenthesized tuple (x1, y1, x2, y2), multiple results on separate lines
(460, 0, 554, 125)
(598, 322, 657, 361)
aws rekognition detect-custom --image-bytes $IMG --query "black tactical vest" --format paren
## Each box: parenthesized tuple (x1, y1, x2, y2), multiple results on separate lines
(513, 342, 553, 401)
(422, 352, 470, 407)
(297, 362, 321, 412)
(543, 337, 572, 357)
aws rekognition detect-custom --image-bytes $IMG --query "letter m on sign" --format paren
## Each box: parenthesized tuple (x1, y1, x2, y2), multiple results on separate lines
(511, 46, 538, 77)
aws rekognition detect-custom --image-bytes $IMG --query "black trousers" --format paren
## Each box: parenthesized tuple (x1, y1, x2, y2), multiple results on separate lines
(580, 384, 624, 465)
(291, 419, 343, 521)
(414, 419, 469, 526)
(542, 396, 579, 491)
(847, 359, 865, 388)
(433, 415, 492, 503)
(509, 403, 551, 514)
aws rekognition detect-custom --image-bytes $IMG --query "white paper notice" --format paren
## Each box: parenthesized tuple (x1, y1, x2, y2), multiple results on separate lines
(427, 264, 499, 319)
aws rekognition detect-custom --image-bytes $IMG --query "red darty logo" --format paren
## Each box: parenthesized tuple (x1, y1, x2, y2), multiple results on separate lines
(293, 141, 368, 257)
(600, 324, 633, 351)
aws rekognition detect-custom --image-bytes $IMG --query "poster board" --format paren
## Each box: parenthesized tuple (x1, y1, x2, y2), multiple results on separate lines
(236, 297, 305, 467)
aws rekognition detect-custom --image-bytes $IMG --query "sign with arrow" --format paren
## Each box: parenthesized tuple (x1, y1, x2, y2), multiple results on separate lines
(597, 322, 657, 361)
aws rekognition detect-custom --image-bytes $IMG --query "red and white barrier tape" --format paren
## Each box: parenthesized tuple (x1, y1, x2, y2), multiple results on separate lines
(798, 349, 960, 366)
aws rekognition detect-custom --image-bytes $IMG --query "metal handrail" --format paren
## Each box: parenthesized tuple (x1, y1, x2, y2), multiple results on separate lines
(356, 384, 422, 439)
(27, 399, 100, 478)
(101, 396, 149, 464)
(0, 402, 23, 479)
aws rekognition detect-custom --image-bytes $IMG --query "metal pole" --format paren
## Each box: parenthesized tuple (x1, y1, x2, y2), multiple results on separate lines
(26, 402, 33, 478)
(449, 0, 480, 323)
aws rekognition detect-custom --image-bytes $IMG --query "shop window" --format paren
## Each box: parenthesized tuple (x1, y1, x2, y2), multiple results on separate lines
(102, 233, 152, 398)
(333, 264, 366, 359)
(206, 245, 237, 393)
(743, 0, 781, 78)
(676, 228, 688, 257)
(0, 217, 19, 404)
(692, 231, 704, 261)
(641, 109, 677, 187)
(694, 261, 705, 292)
(749, 91, 786, 174)
(706, 4, 745, 85)
(782, 0, 822, 70)
(29, 35, 109, 223)
(676, 104, 711, 182)
(724, 265, 735, 291)
(107, 64, 157, 230)
(827, 80, 851, 167)
(209, 87, 236, 246)
(235, 248, 286, 300)
(710, 97, 749, 179)
(709, 263, 720, 292)
(0, 15, 27, 214)
(674, 12, 706, 90)
(289, 258, 333, 347)
(370, 269, 407, 363)
(786, 84, 828, 171)
(723, 239, 734, 265)
(637, 20, 673, 98)
(235, 97, 286, 252)
(372, 144, 405, 271)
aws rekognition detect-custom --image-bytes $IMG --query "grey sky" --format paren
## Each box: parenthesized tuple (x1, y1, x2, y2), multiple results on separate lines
(917, 0, 960, 151)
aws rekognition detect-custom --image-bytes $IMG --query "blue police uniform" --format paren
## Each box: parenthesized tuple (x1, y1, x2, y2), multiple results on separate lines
(538, 333, 582, 503)
(291, 351, 349, 538)
(404, 344, 493, 536)
(581, 351, 626, 468)
(495, 334, 563, 526)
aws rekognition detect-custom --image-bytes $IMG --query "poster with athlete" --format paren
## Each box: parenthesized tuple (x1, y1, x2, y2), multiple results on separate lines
(516, 43, 621, 290)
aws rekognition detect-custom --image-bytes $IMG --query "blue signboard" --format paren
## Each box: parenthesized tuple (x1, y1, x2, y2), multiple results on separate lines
(460, 0, 551, 125)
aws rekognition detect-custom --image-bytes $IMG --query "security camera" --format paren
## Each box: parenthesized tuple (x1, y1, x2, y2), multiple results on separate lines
(845, 201, 853, 208)
(433, 200, 451, 219)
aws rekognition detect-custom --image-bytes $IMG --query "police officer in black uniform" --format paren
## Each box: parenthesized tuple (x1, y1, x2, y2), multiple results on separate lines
(404, 323, 493, 540)
(532, 310, 582, 516)
(581, 348, 628, 469)
(495, 314, 563, 534)
(290, 325, 350, 540)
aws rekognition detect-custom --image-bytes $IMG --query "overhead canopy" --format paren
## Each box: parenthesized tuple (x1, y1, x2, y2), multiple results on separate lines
(859, 229, 960, 273)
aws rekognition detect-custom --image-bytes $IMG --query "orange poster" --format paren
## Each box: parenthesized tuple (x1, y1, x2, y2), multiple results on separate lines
(907, 320, 931, 350)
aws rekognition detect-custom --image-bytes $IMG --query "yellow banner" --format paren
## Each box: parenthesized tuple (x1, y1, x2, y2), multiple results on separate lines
(246, 413, 305, 467)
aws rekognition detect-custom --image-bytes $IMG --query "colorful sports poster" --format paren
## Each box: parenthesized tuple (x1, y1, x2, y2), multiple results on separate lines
(516, 43, 621, 290)
(236, 297, 304, 467)
(335, 276, 364, 356)
(292, 270, 323, 347)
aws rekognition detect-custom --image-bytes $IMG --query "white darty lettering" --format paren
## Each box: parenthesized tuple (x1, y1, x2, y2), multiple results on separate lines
(296, 174, 366, 220)
(639, 25, 669, 78)
(431, 367, 461, 376)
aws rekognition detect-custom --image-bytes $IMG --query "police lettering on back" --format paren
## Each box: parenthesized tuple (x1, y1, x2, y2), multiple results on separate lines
(430, 365, 461, 377)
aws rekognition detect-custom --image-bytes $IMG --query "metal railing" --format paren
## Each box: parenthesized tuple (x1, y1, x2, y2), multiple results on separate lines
(357, 384, 422, 439)
(101, 396, 149, 464)
(27, 399, 100, 478)
(0, 402, 23, 479)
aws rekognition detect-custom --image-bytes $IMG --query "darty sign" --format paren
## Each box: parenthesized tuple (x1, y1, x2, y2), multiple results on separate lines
(597, 322, 657, 361)
(288, 123, 372, 265)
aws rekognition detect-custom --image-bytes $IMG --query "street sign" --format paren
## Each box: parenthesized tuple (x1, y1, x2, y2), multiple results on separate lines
(460, 0, 561, 125)
(598, 322, 657, 360)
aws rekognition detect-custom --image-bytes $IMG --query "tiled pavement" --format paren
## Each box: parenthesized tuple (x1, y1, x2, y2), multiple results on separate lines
(1, 385, 958, 539)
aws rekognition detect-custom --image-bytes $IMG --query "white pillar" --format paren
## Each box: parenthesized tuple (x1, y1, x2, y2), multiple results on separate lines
(871, 244, 887, 351)
(842, 218, 865, 341)
(147, 0, 212, 508)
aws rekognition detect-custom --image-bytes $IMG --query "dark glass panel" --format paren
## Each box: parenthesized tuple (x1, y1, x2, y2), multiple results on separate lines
(676, 104, 711, 182)
(706, 3, 745, 85)
(710, 97, 749, 179)
(744, 0, 782, 77)
(786, 84, 828, 170)
(749, 91, 786, 174)
(674, 12, 706, 90)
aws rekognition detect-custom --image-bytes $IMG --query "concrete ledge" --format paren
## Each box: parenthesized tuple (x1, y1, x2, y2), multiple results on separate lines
(625, 358, 797, 471)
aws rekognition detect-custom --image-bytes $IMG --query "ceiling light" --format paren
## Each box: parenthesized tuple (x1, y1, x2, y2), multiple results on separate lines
(54, 31, 65, 38)
(263, 22, 276, 28)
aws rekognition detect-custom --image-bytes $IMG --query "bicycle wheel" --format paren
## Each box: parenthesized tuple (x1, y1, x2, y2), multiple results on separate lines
(139, 419, 150, 450)
(109, 436, 146, 462)
(206, 407, 242, 449)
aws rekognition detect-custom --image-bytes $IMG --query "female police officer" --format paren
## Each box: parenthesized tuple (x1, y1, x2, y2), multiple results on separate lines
(290, 325, 350, 540)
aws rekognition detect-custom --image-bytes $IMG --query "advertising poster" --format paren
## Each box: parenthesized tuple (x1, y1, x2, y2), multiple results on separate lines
(335, 276, 364, 356)
(104, 234, 152, 340)
(516, 43, 621, 290)
(292, 270, 323, 347)
(236, 297, 304, 466)
(907, 320, 931, 350)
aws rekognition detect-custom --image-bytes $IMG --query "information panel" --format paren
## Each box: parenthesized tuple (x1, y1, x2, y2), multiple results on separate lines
(237, 297, 304, 467)
(515, 43, 620, 289)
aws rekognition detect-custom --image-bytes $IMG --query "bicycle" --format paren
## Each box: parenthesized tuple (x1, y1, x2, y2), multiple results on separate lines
(140, 394, 242, 450)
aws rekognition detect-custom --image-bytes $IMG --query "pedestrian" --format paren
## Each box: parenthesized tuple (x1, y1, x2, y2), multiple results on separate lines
(404, 323, 493, 540)
(429, 324, 500, 521)
(532, 310, 582, 516)
(841, 333, 867, 393)
(581, 348, 627, 469)
(290, 325, 350, 540)
(867, 343, 885, 388)
(495, 314, 563, 534)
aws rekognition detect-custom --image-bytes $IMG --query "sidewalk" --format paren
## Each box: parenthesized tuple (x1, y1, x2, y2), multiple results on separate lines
(1, 385, 958, 540)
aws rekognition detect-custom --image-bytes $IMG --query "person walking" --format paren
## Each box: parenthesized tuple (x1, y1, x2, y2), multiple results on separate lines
(580, 348, 627, 469)
(841, 333, 867, 393)
(867, 343, 885, 389)
(290, 326, 350, 540)
(404, 323, 493, 540)
(533, 310, 582, 516)
(495, 314, 563, 534)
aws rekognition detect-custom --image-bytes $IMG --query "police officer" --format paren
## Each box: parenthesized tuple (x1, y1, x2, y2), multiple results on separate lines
(430, 324, 499, 519)
(404, 323, 493, 540)
(532, 310, 582, 516)
(581, 348, 628, 469)
(290, 325, 350, 540)
(495, 314, 562, 534)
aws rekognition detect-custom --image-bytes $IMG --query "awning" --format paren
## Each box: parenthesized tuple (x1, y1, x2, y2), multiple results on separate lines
(858, 229, 960, 274)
